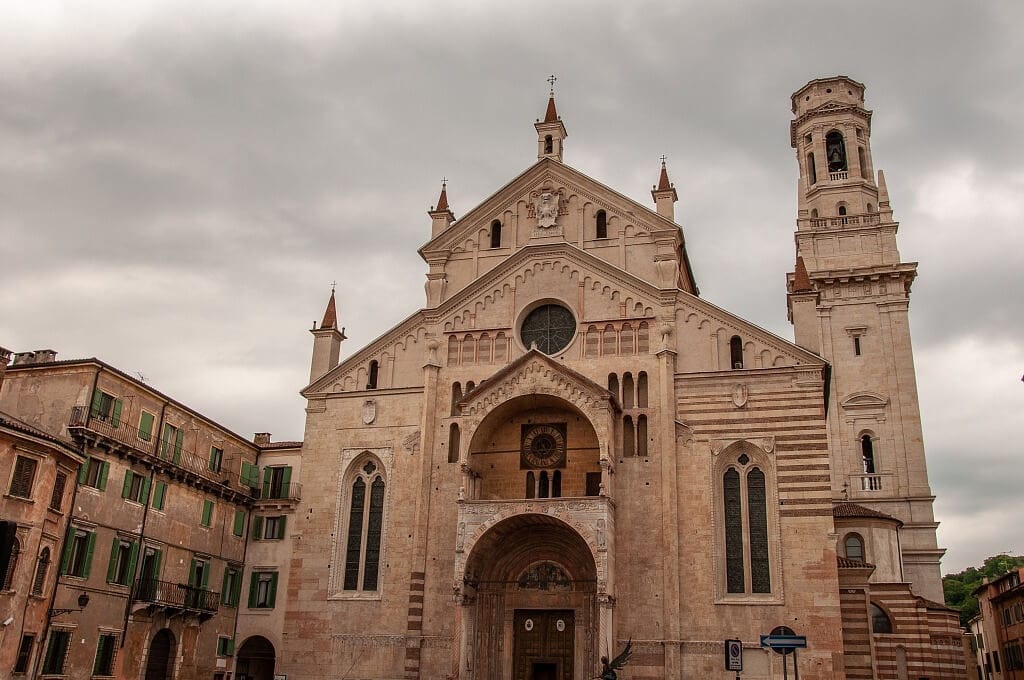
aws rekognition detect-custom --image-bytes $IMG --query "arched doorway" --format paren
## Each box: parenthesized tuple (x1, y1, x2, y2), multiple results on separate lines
(236, 635, 276, 680)
(462, 514, 599, 680)
(144, 629, 175, 680)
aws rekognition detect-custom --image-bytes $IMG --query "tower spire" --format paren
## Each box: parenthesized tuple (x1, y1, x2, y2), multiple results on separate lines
(651, 156, 678, 220)
(310, 286, 346, 382)
(535, 75, 567, 162)
(428, 178, 455, 238)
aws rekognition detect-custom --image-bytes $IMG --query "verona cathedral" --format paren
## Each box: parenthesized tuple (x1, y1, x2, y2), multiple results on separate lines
(0, 76, 967, 680)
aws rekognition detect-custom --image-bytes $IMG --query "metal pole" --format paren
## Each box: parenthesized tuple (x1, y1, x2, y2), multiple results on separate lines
(782, 651, 788, 680)
(793, 649, 799, 680)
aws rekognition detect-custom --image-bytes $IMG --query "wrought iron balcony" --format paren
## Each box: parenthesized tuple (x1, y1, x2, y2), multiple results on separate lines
(261, 482, 301, 501)
(134, 578, 219, 615)
(68, 405, 253, 502)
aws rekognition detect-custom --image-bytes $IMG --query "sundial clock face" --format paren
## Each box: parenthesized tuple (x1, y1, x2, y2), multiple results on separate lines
(519, 304, 576, 355)
(521, 423, 567, 469)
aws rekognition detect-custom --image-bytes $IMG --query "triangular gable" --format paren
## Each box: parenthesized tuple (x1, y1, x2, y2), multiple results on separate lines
(419, 158, 681, 257)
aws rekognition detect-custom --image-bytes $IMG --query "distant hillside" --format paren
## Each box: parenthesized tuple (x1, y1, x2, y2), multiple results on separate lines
(943, 554, 1024, 627)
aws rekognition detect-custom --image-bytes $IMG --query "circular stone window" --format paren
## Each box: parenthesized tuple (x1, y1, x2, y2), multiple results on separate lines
(520, 304, 576, 355)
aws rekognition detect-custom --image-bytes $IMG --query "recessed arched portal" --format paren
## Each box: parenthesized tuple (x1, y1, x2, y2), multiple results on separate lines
(461, 514, 599, 680)
(144, 629, 175, 680)
(236, 635, 276, 680)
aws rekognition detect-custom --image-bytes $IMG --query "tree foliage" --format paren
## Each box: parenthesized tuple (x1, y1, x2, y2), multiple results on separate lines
(943, 554, 1024, 627)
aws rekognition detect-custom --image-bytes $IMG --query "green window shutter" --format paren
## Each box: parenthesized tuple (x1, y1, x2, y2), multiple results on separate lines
(140, 477, 151, 504)
(122, 470, 133, 499)
(59, 533, 74, 574)
(233, 510, 245, 537)
(252, 516, 263, 541)
(188, 558, 197, 587)
(226, 638, 235, 656)
(82, 531, 96, 579)
(152, 549, 163, 579)
(248, 573, 258, 608)
(279, 516, 287, 539)
(90, 389, 103, 417)
(111, 399, 123, 427)
(97, 461, 109, 491)
(201, 562, 210, 589)
(268, 572, 278, 607)
(281, 466, 292, 495)
(261, 469, 271, 499)
(201, 500, 213, 527)
(232, 568, 242, 605)
(152, 481, 166, 510)
(106, 538, 120, 583)
(173, 429, 184, 463)
(127, 542, 139, 584)
(78, 458, 90, 484)
(139, 412, 154, 441)
(221, 569, 231, 604)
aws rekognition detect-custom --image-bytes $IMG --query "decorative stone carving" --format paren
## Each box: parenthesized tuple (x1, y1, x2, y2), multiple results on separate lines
(731, 384, 748, 408)
(403, 430, 420, 455)
(362, 399, 377, 425)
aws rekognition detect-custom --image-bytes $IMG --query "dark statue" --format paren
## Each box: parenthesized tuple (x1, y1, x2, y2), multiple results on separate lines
(597, 639, 632, 680)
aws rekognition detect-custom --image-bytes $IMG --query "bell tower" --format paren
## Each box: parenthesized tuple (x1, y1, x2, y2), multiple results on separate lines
(786, 76, 944, 601)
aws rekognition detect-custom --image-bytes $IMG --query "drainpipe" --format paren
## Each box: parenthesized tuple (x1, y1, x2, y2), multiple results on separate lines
(31, 473, 81, 680)
(120, 402, 167, 650)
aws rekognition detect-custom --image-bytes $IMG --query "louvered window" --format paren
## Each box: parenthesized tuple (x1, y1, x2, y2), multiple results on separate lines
(9, 456, 37, 499)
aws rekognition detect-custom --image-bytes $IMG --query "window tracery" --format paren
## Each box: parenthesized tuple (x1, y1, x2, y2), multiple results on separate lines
(340, 455, 387, 592)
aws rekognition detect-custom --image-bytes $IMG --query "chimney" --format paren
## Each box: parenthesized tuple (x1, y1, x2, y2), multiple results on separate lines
(254, 433, 272, 447)
(12, 349, 57, 365)
(0, 346, 10, 391)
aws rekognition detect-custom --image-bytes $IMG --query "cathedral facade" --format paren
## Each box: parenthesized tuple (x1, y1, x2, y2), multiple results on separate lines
(282, 76, 964, 679)
(0, 76, 967, 680)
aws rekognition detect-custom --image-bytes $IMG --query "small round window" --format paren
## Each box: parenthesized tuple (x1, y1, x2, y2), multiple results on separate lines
(520, 304, 576, 355)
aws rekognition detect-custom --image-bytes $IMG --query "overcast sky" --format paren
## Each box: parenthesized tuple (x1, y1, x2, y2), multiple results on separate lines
(2, 0, 1021, 574)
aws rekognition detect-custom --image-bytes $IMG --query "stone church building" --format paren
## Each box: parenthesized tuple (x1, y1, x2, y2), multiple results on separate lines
(283, 76, 964, 680)
(0, 76, 966, 680)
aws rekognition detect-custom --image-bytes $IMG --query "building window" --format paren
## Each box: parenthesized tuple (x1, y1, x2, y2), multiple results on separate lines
(844, 533, 865, 561)
(263, 516, 287, 540)
(525, 472, 536, 499)
(32, 547, 50, 595)
(366, 360, 379, 389)
(49, 472, 67, 512)
(858, 147, 869, 179)
(92, 633, 118, 677)
(854, 336, 861, 356)
(544, 135, 553, 154)
(232, 510, 245, 537)
(41, 629, 72, 675)
(637, 415, 649, 457)
(159, 424, 184, 462)
(60, 529, 95, 578)
(451, 383, 463, 416)
(608, 374, 619, 401)
(586, 472, 601, 497)
(622, 416, 635, 457)
(342, 458, 386, 591)
(448, 424, 460, 464)
(209, 446, 223, 473)
(216, 636, 235, 657)
(200, 500, 214, 527)
(80, 457, 109, 491)
(826, 130, 847, 172)
(2, 535, 19, 590)
(490, 220, 502, 248)
(90, 389, 122, 425)
(151, 481, 167, 511)
(622, 373, 635, 409)
(722, 451, 773, 595)
(861, 434, 876, 474)
(121, 470, 150, 504)
(188, 557, 210, 592)
(138, 411, 155, 442)
(249, 571, 278, 609)
(13, 634, 33, 674)
(240, 461, 260, 490)
(9, 456, 38, 499)
(730, 335, 744, 369)
(637, 372, 648, 407)
(807, 152, 817, 184)
(262, 466, 293, 499)
(870, 603, 893, 633)
(596, 210, 608, 239)
(106, 538, 137, 586)
(221, 566, 242, 607)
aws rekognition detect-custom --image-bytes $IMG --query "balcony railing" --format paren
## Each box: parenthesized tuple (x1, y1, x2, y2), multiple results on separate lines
(69, 406, 247, 493)
(261, 482, 301, 501)
(134, 578, 219, 613)
(806, 213, 881, 230)
(856, 474, 883, 492)
(829, 170, 849, 181)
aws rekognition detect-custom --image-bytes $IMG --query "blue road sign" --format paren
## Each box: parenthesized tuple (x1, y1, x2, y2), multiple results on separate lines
(759, 634, 807, 650)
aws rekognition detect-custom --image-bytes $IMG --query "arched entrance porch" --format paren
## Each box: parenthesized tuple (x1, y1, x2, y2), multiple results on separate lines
(457, 514, 607, 680)
(236, 635, 276, 680)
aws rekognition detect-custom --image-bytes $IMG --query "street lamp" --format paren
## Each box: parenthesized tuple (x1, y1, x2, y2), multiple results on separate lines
(49, 591, 89, 618)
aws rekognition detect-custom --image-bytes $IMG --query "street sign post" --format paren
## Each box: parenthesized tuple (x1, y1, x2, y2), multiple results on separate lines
(724, 639, 743, 672)
(760, 626, 805, 680)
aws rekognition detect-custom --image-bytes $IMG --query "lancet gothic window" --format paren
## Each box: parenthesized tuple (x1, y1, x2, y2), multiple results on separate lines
(366, 360, 379, 390)
(342, 458, 386, 592)
(596, 210, 608, 239)
(730, 336, 744, 369)
(861, 434, 876, 474)
(722, 451, 772, 595)
(490, 220, 502, 249)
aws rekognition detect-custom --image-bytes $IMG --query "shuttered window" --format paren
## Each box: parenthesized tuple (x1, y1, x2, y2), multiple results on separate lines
(41, 630, 71, 675)
(248, 571, 278, 608)
(137, 412, 155, 441)
(49, 472, 67, 512)
(200, 500, 214, 527)
(9, 456, 37, 499)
